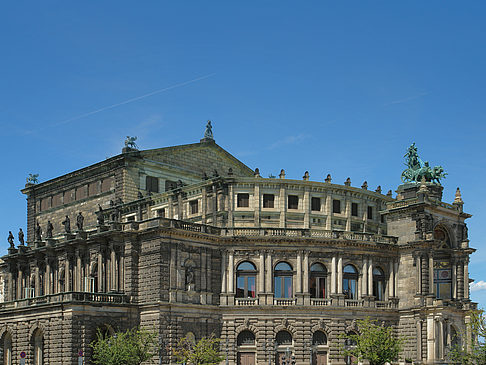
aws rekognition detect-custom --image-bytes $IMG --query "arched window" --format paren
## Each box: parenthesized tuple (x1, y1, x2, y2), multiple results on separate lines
(310, 263, 327, 299)
(59, 268, 65, 293)
(372, 267, 385, 301)
(343, 265, 358, 300)
(434, 260, 452, 300)
(276, 330, 292, 346)
(236, 261, 257, 298)
(33, 329, 44, 365)
(274, 262, 293, 298)
(434, 226, 451, 247)
(237, 330, 255, 346)
(2, 332, 12, 365)
(312, 331, 327, 345)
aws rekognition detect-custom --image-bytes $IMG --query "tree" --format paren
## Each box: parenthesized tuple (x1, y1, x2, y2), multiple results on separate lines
(90, 327, 159, 365)
(341, 318, 403, 365)
(448, 309, 486, 364)
(173, 334, 224, 365)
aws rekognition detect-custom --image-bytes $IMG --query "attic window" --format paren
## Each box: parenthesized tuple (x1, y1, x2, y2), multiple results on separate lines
(288, 195, 299, 210)
(263, 194, 274, 208)
(190, 200, 199, 214)
(146, 176, 159, 193)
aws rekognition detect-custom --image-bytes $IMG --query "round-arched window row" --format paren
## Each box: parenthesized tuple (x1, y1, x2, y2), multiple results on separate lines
(274, 262, 293, 299)
(236, 261, 257, 299)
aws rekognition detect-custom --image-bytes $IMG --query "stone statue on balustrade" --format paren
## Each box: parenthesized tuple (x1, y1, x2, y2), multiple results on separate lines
(18, 228, 24, 245)
(7, 231, 14, 248)
(62, 215, 71, 233)
(76, 212, 84, 231)
(96, 204, 105, 225)
(46, 221, 54, 239)
(35, 221, 42, 241)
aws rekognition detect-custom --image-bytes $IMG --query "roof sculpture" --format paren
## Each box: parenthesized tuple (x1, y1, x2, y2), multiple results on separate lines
(401, 143, 447, 184)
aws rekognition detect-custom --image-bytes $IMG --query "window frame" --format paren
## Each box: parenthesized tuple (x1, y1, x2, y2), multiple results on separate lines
(274, 262, 293, 299)
(146, 176, 159, 193)
(310, 263, 327, 299)
(237, 193, 250, 208)
(190, 200, 199, 215)
(311, 197, 321, 212)
(343, 265, 358, 300)
(263, 194, 275, 208)
(351, 202, 358, 217)
(288, 195, 299, 210)
(236, 261, 257, 299)
(333, 199, 341, 214)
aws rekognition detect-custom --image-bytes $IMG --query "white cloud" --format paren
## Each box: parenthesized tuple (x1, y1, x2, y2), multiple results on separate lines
(268, 133, 309, 150)
(470, 280, 486, 292)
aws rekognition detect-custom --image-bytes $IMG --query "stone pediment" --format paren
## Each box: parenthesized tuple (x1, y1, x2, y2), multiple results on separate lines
(140, 141, 254, 178)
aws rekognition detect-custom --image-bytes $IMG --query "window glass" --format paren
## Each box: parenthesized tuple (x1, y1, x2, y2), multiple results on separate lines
(190, 200, 198, 214)
(343, 265, 358, 299)
(263, 194, 275, 208)
(311, 197, 321, 211)
(276, 331, 292, 345)
(146, 176, 159, 193)
(288, 195, 299, 209)
(237, 330, 255, 346)
(367, 206, 373, 220)
(310, 263, 327, 299)
(312, 331, 327, 345)
(372, 267, 385, 301)
(351, 203, 358, 217)
(333, 200, 341, 213)
(236, 261, 257, 298)
(274, 262, 293, 298)
(237, 193, 250, 208)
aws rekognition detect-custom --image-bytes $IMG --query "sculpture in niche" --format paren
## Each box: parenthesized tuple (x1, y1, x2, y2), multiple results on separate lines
(185, 266, 195, 290)
(62, 215, 71, 233)
(18, 228, 24, 245)
(46, 221, 53, 239)
(7, 231, 14, 248)
(76, 212, 84, 231)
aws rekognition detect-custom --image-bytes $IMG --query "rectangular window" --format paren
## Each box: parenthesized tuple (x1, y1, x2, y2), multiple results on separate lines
(190, 200, 199, 214)
(381, 215, 385, 223)
(157, 208, 166, 218)
(146, 176, 159, 193)
(101, 177, 113, 192)
(351, 203, 358, 217)
(311, 197, 321, 211)
(367, 206, 373, 220)
(288, 195, 299, 210)
(333, 199, 341, 214)
(263, 194, 275, 208)
(237, 193, 249, 208)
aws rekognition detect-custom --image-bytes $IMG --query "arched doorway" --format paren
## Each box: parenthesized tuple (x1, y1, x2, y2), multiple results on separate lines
(275, 330, 293, 365)
(32, 329, 44, 365)
(237, 330, 256, 365)
(1, 331, 12, 365)
(312, 330, 328, 365)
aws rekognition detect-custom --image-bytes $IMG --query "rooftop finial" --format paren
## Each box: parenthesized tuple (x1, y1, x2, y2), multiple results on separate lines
(303, 171, 309, 181)
(325, 174, 332, 183)
(204, 120, 214, 140)
(344, 177, 351, 186)
(254, 168, 261, 178)
(454, 187, 464, 204)
(361, 181, 368, 190)
(124, 136, 138, 150)
(279, 169, 286, 179)
(375, 185, 382, 194)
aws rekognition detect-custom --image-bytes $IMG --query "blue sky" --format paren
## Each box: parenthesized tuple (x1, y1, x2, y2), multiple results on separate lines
(1, 2, 485, 306)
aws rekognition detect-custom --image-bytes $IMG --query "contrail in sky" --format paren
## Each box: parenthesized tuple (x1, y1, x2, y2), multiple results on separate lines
(52, 73, 215, 126)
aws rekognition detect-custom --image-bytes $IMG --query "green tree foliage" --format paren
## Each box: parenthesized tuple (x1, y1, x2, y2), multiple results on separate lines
(90, 327, 159, 365)
(173, 334, 224, 364)
(449, 309, 486, 364)
(341, 318, 402, 365)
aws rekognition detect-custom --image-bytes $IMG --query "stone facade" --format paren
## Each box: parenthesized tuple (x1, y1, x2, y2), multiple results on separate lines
(0, 137, 475, 365)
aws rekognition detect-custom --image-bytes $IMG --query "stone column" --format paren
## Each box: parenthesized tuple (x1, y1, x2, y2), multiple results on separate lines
(167, 195, 174, 219)
(303, 190, 310, 229)
(427, 316, 435, 363)
(389, 260, 394, 298)
(457, 261, 464, 299)
(65, 259, 70, 292)
(266, 252, 272, 294)
(429, 254, 434, 296)
(337, 256, 343, 294)
(206, 250, 212, 293)
(201, 187, 207, 224)
(228, 250, 234, 293)
(417, 255, 422, 294)
(393, 260, 398, 297)
(228, 185, 234, 228)
(17, 264, 23, 299)
(368, 258, 373, 297)
(45, 259, 51, 295)
(7, 272, 13, 301)
(452, 258, 457, 299)
(178, 193, 184, 220)
(35, 266, 40, 297)
(345, 199, 351, 231)
(331, 256, 336, 294)
(362, 258, 368, 298)
(212, 185, 217, 224)
(221, 250, 227, 294)
(303, 251, 309, 293)
(254, 184, 260, 226)
(296, 251, 302, 293)
(416, 320, 422, 361)
(259, 252, 265, 294)
(437, 319, 444, 360)
(279, 186, 286, 228)
(464, 259, 469, 299)
(76, 251, 82, 292)
(325, 195, 332, 230)
(119, 253, 125, 292)
(98, 254, 103, 292)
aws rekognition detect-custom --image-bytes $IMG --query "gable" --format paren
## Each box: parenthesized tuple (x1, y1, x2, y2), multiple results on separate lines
(140, 141, 254, 178)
